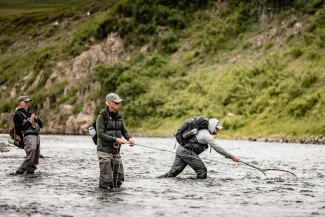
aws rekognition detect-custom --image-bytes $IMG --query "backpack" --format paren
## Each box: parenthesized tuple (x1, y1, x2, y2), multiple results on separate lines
(8, 111, 26, 149)
(174, 116, 209, 145)
(88, 109, 109, 145)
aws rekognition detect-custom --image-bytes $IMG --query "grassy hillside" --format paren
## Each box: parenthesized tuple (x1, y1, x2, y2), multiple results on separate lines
(0, 0, 324, 140)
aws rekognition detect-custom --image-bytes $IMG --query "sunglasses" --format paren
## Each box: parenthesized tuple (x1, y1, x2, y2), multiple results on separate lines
(112, 101, 120, 105)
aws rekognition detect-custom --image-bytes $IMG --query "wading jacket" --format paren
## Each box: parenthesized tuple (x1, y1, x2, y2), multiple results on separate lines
(183, 119, 234, 158)
(13, 108, 43, 136)
(96, 108, 131, 154)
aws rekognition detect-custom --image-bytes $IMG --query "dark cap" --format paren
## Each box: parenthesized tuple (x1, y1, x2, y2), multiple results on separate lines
(17, 96, 32, 103)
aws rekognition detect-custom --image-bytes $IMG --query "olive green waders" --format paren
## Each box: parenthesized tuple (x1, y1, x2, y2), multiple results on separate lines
(97, 151, 124, 188)
(159, 145, 207, 179)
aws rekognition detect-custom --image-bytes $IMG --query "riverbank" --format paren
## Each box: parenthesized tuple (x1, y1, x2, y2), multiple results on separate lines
(246, 136, 325, 144)
(128, 128, 325, 145)
(1, 132, 324, 146)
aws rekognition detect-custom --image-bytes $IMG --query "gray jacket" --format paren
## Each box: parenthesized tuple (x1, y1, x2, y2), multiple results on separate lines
(194, 119, 234, 159)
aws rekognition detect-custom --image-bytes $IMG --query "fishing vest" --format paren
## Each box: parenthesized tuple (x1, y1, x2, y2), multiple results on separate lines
(97, 109, 124, 154)
(17, 110, 40, 136)
(181, 135, 208, 155)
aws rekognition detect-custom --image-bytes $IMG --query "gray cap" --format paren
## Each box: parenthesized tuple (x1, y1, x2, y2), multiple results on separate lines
(216, 121, 223, 130)
(106, 93, 123, 103)
(17, 96, 32, 103)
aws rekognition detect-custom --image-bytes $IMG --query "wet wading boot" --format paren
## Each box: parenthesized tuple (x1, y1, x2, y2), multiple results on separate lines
(8, 170, 24, 176)
(99, 185, 112, 190)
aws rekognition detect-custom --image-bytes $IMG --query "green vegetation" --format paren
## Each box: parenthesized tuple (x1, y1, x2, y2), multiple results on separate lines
(1, 0, 325, 140)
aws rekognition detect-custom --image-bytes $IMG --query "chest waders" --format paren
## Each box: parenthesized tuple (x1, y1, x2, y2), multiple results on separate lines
(112, 144, 121, 188)
(107, 113, 123, 188)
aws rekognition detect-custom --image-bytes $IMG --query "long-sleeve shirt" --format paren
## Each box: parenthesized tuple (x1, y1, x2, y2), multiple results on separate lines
(96, 109, 131, 142)
(195, 129, 234, 159)
(14, 108, 43, 135)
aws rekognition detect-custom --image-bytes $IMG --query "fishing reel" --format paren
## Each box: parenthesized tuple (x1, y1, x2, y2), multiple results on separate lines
(32, 121, 39, 129)
(113, 143, 120, 149)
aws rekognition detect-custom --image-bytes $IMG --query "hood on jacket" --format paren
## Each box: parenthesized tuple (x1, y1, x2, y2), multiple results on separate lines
(208, 118, 223, 134)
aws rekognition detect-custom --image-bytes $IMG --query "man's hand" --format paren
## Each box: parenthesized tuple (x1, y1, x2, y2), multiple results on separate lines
(232, 156, 240, 162)
(128, 138, 135, 147)
(29, 114, 38, 123)
(115, 138, 126, 145)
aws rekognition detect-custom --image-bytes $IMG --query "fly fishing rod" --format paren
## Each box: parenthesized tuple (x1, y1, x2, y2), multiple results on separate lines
(126, 142, 176, 153)
(31, 69, 45, 114)
(127, 143, 298, 179)
(239, 160, 298, 179)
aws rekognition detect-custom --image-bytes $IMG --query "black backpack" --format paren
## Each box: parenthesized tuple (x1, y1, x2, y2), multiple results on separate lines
(89, 109, 109, 145)
(174, 116, 209, 145)
(8, 111, 26, 149)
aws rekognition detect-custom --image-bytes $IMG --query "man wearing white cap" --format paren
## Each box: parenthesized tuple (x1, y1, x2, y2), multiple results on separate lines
(10, 96, 43, 175)
(159, 118, 240, 179)
(96, 93, 134, 189)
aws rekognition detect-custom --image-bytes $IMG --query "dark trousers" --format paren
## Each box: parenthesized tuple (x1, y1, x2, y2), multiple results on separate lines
(161, 145, 207, 179)
(97, 151, 124, 188)
(18, 135, 40, 173)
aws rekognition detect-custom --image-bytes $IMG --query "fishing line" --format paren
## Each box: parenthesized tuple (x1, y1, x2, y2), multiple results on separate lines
(239, 160, 298, 179)
(128, 142, 298, 179)
(31, 70, 45, 114)
(131, 143, 175, 153)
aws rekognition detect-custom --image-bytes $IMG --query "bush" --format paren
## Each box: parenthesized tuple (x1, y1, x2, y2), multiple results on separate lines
(289, 47, 303, 58)
(157, 31, 179, 54)
(95, 54, 187, 124)
(264, 40, 273, 50)
(287, 94, 319, 118)
(301, 71, 318, 88)
(222, 115, 247, 131)
(304, 0, 324, 14)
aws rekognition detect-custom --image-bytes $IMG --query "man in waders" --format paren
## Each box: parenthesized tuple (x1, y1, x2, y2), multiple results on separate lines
(158, 118, 240, 179)
(96, 93, 134, 189)
(10, 96, 43, 175)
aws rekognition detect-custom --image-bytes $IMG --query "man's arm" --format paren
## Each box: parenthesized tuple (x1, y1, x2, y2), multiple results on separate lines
(96, 114, 115, 143)
(36, 117, 43, 128)
(196, 130, 235, 159)
(31, 114, 43, 128)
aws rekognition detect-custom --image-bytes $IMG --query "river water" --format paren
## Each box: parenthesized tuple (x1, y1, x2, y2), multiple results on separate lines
(0, 134, 324, 217)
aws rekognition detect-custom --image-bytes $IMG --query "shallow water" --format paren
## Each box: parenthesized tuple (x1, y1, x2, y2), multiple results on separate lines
(0, 134, 324, 217)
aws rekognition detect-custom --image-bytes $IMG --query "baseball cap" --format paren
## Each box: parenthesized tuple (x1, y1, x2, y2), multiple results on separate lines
(215, 121, 223, 130)
(106, 93, 123, 103)
(17, 96, 32, 103)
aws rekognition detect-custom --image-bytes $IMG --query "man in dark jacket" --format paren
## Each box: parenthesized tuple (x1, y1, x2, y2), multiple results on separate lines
(96, 93, 134, 189)
(11, 96, 43, 175)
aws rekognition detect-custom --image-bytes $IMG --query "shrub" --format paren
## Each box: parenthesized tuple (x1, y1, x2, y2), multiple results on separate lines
(304, 0, 324, 14)
(264, 40, 273, 50)
(222, 115, 247, 131)
(287, 94, 319, 118)
(289, 47, 303, 58)
(157, 31, 179, 54)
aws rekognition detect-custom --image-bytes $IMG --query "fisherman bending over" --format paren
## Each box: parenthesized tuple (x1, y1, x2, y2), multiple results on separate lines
(96, 93, 134, 189)
(159, 118, 240, 179)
